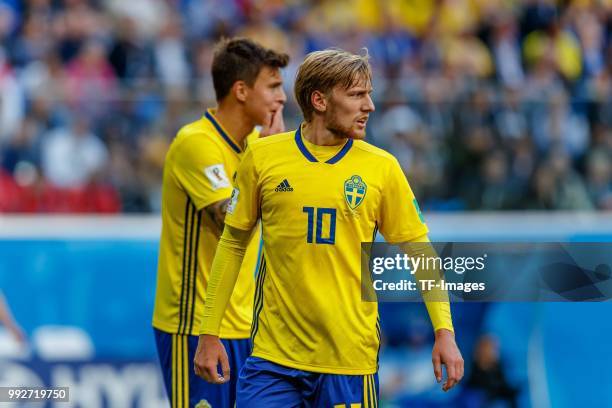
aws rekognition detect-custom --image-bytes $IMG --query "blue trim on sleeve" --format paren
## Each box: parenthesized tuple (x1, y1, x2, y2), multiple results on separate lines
(204, 111, 242, 154)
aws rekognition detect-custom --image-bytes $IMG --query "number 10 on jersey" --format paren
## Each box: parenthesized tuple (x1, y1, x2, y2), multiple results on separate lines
(303, 207, 336, 244)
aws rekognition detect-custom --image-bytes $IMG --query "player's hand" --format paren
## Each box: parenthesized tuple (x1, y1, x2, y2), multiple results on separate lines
(432, 329, 464, 392)
(194, 334, 230, 384)
(260, 105, 285, 137)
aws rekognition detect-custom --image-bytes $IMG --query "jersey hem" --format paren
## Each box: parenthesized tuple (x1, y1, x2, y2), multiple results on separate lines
(196, 189, 233, 212)
(224, 219, 255, 232)
(152, 320, 251, 338)
(251, 351, 378, 375)
(382, 226, 429, 243)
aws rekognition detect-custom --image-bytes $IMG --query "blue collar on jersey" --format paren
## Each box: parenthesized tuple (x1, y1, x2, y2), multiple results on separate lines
(294, 125, 353, 164)
(204, 110, 242, 154)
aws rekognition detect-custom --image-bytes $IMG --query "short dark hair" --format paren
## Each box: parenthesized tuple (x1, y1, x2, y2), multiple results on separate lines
(212, 38, 289, 102)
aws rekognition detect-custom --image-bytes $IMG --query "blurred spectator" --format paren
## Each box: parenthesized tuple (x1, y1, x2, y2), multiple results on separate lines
(574, 9, 606, 79)
(41, 117, 108, 188)
(495, 87, 528, 142)
(106, 0, 168, 39)
(437, 0, 480, 36)
(490, 15, 524, 88)
(466, 335, 519, 408)
(507, 136, 537, 195)
(238, 2, 290, 53)
(532, 90, 589, 158)
(417, 76, 454, 141)
(519, 0, 558, 37)
(192, 40, 216, 107)
(65, 40, 118, 121)
(585, 149, 612, 210)
(153, 13, 189, 96)
(9, 12, 53, 67)
(0, 0, 19, 41)
(1, 117, 42, 175)
(526, 149, 594, 210)
(523, 20, 582, 81)
(442, 30, 494, 78)
(0, 47, 24, 145)
(465, 150, 520, 210)
(108, 16, 154, 86)
(181, 0, 241, 39)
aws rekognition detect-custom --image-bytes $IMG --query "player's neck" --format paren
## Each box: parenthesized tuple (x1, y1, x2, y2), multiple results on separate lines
(213, 104, 255, 148)
(301, 120, 346, 146)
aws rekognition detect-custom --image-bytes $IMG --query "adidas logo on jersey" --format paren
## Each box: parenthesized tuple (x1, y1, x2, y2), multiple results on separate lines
(274, 179, 294, 192)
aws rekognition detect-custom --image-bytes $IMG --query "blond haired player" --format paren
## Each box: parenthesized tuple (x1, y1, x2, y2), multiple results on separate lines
(195, 49, 463, 407)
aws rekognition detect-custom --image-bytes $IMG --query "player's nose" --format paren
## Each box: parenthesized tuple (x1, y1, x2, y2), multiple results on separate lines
(277, 87, 287, 104)
(363, 94, 375, 112)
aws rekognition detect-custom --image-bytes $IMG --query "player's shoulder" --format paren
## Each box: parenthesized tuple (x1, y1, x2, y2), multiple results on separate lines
(248, 130, 295, 153)
(176, 117, 218, 146)
(169, 117, 220, 156)
(352, 139, 399, 165)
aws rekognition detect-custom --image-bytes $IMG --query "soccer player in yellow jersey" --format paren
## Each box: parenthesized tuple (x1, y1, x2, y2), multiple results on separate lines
(152, 38, 288, 408)
(194, 49, 464, 407)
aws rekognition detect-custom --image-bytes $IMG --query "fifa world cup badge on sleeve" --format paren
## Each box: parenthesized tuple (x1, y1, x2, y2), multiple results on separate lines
(227, 188, 239, 214)
(204, 164, 231, 190)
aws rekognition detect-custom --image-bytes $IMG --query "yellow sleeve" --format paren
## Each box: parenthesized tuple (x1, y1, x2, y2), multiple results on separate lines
(378, 158, 428, 242)
(200, 225, 252, 335)
(401, 235, 454, 333)
(172, 136, 233, 211)
(224, 147, 260, 231)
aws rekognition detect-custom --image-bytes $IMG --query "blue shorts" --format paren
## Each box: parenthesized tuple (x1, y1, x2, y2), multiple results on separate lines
(236, 357, 379, 408)
(154, 328, 251, 408)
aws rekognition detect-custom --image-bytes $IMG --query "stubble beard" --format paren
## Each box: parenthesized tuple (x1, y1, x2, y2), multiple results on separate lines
(324, 107, 363, 140)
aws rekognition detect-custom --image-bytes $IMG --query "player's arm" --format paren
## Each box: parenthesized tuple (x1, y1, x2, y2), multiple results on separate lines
(398, 236, 463, 391)
(378, 158, 463, 391)
(194, 146, 261, 384)
(194, 224, 252, 383)
(173, 136, 233, 224)
(205, 199, 230, 231)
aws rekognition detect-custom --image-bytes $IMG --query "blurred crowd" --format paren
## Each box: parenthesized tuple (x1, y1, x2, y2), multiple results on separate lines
(378, 303, 522, 407)
(0, 0, 610, 212)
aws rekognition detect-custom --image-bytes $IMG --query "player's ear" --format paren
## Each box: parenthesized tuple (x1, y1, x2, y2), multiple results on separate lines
(311, 90, 327, 113)
(233, 80, 249, 103)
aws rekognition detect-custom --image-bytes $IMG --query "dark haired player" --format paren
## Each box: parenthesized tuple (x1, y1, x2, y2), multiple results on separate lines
(152, 38, 288, 408)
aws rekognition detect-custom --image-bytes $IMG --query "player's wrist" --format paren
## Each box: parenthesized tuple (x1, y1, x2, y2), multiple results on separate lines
(434, 328, 455, 340)
(199, 333, 220, 340)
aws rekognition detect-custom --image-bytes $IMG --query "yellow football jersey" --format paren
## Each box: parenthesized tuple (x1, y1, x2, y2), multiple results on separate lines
(152, 109, 261, 338)
(225, 126, 429, 374)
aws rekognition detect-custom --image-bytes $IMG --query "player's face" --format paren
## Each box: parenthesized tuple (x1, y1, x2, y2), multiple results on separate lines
(325, 77, 375, 140)
(245, 66, 286, 126)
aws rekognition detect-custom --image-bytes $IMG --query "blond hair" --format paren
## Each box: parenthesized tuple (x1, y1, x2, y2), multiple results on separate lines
(294, 48, 372, 121)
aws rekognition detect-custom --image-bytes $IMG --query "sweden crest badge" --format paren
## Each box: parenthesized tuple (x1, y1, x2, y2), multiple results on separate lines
(344, 175, 367, 209)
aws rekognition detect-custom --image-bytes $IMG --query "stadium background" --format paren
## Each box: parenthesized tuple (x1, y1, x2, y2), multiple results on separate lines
(0, 0, 610, 407)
